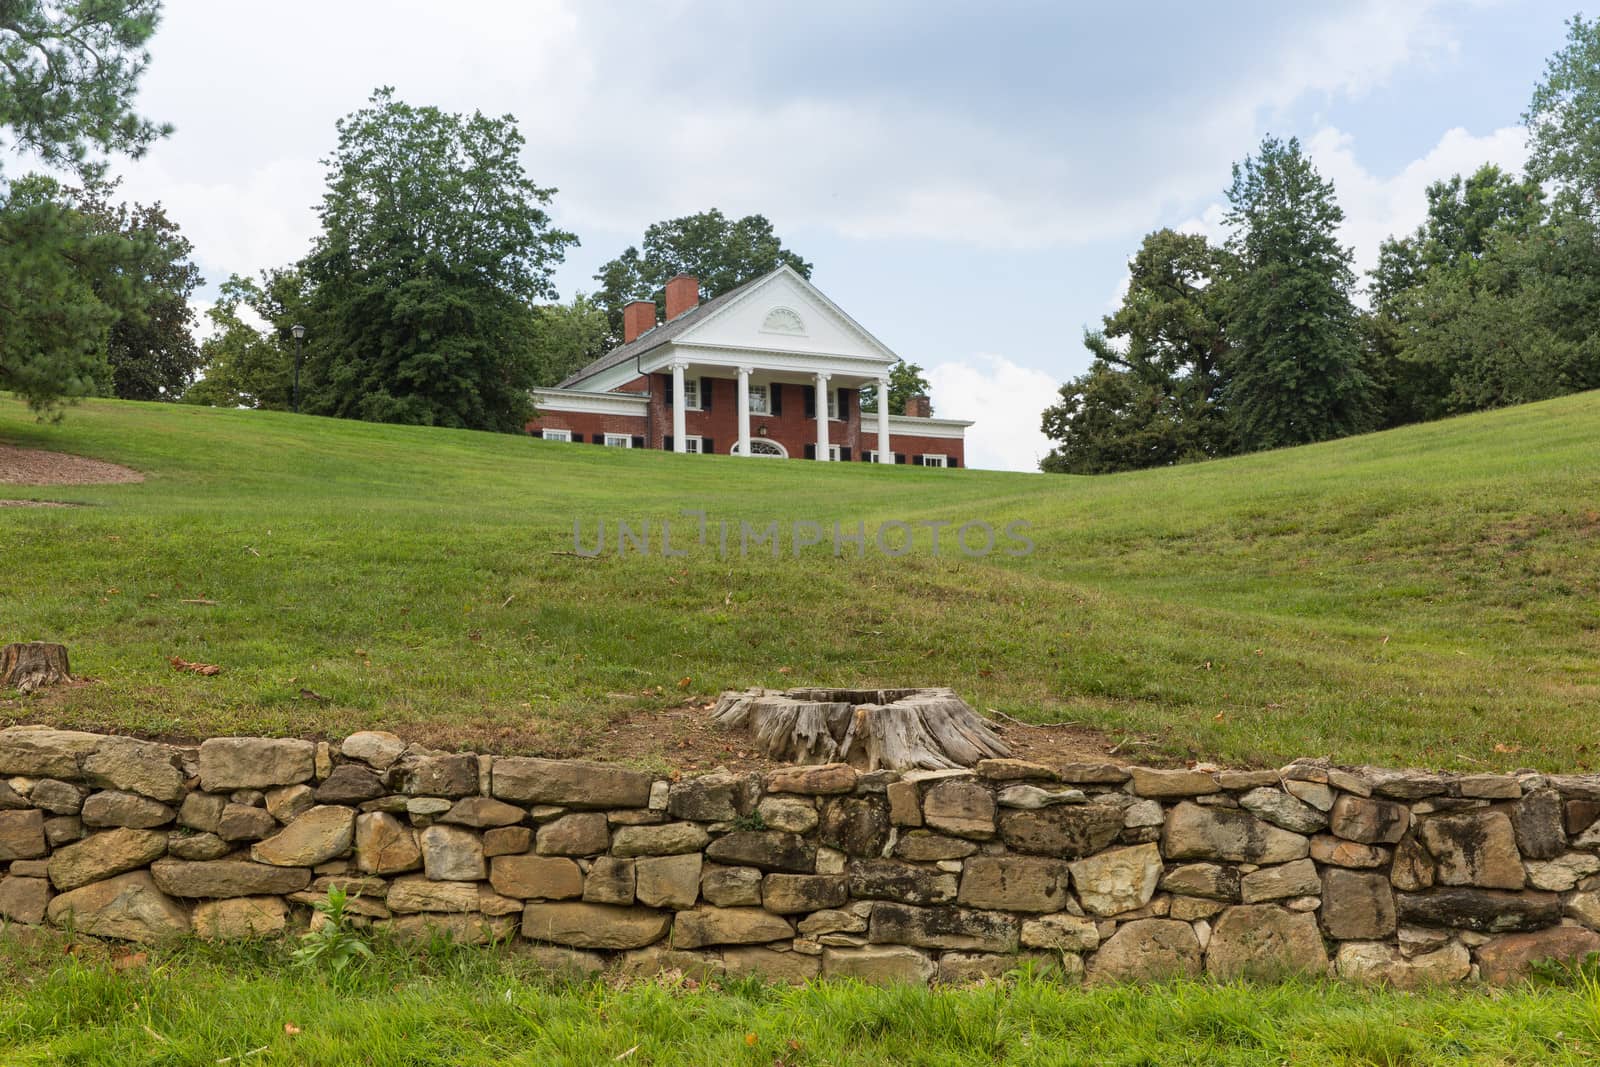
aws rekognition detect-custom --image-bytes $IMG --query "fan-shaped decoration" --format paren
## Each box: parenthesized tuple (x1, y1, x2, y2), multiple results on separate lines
(761, 307, 806, 335)
(710, 687, 1010, 770)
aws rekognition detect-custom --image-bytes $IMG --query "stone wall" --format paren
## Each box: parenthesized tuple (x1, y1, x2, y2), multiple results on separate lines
(4, 724, 1600, 986)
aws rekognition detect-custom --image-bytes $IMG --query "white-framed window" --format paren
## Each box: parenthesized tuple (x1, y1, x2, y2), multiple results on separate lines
(683, 435, 703, 454)
(921, 453, 947, 468)
(680, 377, 702, 410)
(863, 449, 878, 463)
(540, 428, 571, 442)
(826, 388, 840, 421)
(604, 433, 632, 448)
(748, 384, 769, 414)
(828, 444, 842, 462)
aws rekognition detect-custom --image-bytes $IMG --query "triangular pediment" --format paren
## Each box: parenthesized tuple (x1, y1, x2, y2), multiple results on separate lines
(668, 266, 899, 365)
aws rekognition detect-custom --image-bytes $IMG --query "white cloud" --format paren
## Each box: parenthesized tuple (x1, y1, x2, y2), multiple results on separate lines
(926, 355, 1057, 473)
(1305, 123, 1529, 275)
(100, 0, 1482, 287)
(1170, 123, 1529, 279)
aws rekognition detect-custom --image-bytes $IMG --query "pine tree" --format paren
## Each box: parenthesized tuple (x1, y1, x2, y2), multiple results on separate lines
(1222, 137, 1373, 450)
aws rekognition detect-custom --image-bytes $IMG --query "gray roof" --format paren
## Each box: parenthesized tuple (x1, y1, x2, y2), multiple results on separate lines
(556, 273, 769, 389)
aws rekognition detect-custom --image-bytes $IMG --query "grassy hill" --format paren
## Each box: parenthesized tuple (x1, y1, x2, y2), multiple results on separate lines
(3, 391, 1599, 771)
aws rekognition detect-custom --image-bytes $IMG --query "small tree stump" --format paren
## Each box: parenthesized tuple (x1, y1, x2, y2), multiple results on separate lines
(711, 687, 1010, 771)
(0, 642, 73, 694)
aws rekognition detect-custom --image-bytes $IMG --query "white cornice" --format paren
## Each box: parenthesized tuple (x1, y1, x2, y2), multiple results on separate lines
(859, 411, 974, 439)
(642, 342, 892, 382)
(533, 388, 650, 416)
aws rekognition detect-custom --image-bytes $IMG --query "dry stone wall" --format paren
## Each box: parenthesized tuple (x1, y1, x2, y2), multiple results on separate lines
(5, 724, 1600, 986)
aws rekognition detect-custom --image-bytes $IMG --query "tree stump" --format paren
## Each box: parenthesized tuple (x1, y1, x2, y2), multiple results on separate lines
(711, 687, 1010, 771)
(0, 643, 73, 694)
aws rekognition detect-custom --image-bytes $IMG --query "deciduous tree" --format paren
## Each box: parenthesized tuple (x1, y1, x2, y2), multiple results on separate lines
(860, 359, 932, 415)
(594, 209, 811, 343)
(294, 89, 576, 431)
(1040, 229, 1234, 473)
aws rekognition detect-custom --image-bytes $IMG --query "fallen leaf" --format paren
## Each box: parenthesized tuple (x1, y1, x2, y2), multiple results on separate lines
(170, 657, 221, 676)
(677, 677, 692, 689)
(745, 1033, 758, 1046)
(283, 1023, 301, 1036)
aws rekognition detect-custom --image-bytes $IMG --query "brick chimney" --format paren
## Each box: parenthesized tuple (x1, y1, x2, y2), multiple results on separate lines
(623, 300, 657, 343)
(665, 274, 700, 321)
(905, 394, 932, 418)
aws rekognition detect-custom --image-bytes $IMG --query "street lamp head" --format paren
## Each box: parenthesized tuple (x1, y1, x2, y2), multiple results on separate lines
(291, 324, 306, 340)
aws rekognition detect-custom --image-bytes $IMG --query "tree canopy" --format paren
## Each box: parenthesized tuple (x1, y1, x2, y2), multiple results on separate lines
(0, 0, 170, 181)
(287, 88, 577, 431)
(1040, 229, 1234, 473)
(1220, 136, 1373, 451)
(860, 359, 932, 415)
(74, 183, 204, 399)
(593, 209, 812, 343)
(1, 0, 171, 414)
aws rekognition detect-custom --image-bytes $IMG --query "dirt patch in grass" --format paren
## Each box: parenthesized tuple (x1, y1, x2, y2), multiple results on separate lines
(0, 444, 143, 485)
(0, 499, 79, 507)
(410, 703, 1151, 775)
(3, 688, 1155, 776)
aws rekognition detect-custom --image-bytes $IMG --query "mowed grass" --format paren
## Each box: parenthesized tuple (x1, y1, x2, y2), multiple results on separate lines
(2, 391, 1599, 770)
(3, 931, 1600, 1066)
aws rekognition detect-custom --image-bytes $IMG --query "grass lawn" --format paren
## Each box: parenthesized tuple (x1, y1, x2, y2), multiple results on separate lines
(2, 391, 1599, 770)
(3, 931, 1599, 1066)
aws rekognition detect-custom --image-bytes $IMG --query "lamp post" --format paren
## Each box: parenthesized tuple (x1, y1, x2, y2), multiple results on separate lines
(290, 324, 305, 414)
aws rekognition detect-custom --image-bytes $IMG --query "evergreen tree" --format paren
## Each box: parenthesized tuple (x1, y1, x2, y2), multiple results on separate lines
(1221, 136, 1373, 450)
(1, 1, 170, 414)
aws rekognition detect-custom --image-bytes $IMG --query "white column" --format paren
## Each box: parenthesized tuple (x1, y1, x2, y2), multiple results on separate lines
(671, 361, 687, 453)
(876, 377, 891, 462)
(814, 372, 831, 461)
(736, 365, 752, 458)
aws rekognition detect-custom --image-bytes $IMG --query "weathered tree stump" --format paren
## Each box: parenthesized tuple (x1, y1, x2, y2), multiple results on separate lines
(711, 687, 1009, 771)
(0, 642, 73, 694)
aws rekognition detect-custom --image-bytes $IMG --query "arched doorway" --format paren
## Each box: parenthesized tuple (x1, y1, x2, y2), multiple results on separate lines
(730, 439, 788, 458)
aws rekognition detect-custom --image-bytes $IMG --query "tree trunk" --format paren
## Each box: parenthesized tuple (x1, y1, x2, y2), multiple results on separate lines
(711, 687, 1010, 771)
(0, 643, 72, 694)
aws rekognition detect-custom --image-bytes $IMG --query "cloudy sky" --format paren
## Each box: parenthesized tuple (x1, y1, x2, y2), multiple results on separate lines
(100, 1, 1574, 470)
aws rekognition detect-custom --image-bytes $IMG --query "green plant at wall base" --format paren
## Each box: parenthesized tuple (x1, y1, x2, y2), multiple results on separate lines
(291, 887, 372, 975)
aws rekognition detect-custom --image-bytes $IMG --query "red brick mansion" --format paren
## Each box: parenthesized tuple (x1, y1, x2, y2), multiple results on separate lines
(528, 266, 971, 466)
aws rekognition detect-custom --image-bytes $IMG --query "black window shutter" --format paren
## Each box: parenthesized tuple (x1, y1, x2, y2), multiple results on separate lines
(592, 434, 605, 444)
(663, 374, 673, 404)
(703, 437, 714, 454)
(700, 377, 712, 412)
(895, 452, 905, 464)
(841, 446, 852, 461)
(913, 455, 924, 465)
(771, 383, 783, 415)
(803, 386, 816, 419)
(841, 390, 852, 420)
(631, 435, 645, 449)
(804, 443, 816, 460)
(663, 435, 673, 452)
(949, 456, 959, 468)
